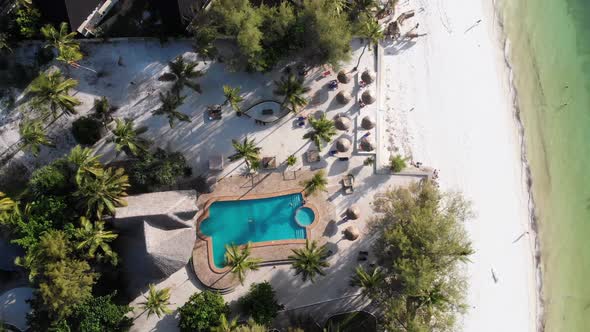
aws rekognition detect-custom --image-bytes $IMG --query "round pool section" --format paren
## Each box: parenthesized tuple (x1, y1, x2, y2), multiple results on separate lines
(295, 207, 315, 227)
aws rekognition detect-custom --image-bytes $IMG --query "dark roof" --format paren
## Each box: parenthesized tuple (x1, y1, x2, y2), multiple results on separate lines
(177, 0, 209, 22)
(64, 0, 102, 31)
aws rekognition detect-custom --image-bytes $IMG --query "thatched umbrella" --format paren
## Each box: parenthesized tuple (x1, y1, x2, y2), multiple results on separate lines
(343, 226, 360, 241)
(361, 69, 375, 84)
(361, 116, 376, 130)
(360, 136, 375, 151)
(336, 137, 352, 152)
(336, 91, 352, 104)
(346, 205, 361, 220)
(361, 90, 376, 104)
(337, 70, 351, 84)
(334, 115, 351, 131)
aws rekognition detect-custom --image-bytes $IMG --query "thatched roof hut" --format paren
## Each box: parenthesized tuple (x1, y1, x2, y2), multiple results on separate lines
(334, 114, 351, 130)
(337, 70, 351, 84)
(336, 137, 352, 152)
(336, 91, 352, 104)
(361, 90, 376, 104)
(361, 116, 376, 130)
(112, 190, 198, 297)
(346, 205, 361, 219)
(343, 226, 360, 241)
(361, 69, 376, 83)
(360, 136, 375, 151)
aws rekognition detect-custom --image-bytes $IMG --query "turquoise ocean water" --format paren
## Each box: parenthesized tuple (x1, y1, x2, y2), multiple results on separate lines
(496, 0, 590, 330)
(200, 194, 307, 268)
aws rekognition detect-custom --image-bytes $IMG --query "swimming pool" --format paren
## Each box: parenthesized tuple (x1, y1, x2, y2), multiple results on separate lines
(199, 193, 312, 268)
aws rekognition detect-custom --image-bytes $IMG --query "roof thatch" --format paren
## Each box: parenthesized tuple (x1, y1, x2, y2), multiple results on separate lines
(343, 226, 360, 241)
(337, 70, 351, 83)
(113, 191, 198, 297)
(360, 136, 375, 151)
(334, 115, 351, 130)
(336, 91, 352, 104)
(361, 116, 376, 130)
(361, 90, 376, 104)
(361, 70, 376, 83)
(346, 205, 361, 219)
(336, 137, 352, 152)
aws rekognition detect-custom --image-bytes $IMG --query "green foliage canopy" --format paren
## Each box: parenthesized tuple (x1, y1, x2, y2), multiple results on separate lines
(178, 291, 230, 332)
(238, 282, 284, 326)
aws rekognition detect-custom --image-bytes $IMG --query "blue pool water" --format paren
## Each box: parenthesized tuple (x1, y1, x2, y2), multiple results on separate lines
(295, 207, 315, 226)
(200, 193, 308, 268)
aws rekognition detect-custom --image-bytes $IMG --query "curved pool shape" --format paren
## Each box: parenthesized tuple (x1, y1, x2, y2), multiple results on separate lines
(200, 193, 311, 268)
(295, 207, 315, 226)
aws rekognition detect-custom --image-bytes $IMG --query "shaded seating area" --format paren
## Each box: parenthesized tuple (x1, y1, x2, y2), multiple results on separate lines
(342, 174, 355, 194)
(207, 105, 222, 120)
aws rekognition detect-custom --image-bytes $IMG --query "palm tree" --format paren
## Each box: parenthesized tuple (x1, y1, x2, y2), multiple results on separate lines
(389, 154, 408, 173)
(350, 266, 383, 296)
(214, 314, 239, 332)
(67, 145, 104, 184)
(273, 74, 310, 113)
(108, 118, 150, 157)
(140, 284, 172, 318)
(28, 70, 81, 118)
(303, 115, 336, 150)
(19, 118, 54, 156)
(229, 137, 261, 168)
(75, 167, 129, 218)
(41, 22, 78, 51)
(301, 170, 328, 196)
(74, 217, 118, 265)
(153, 91, 191, 128)
(224, 243, 262, 285)
(167, 56, 203, 93)
(288, 239, 329, 283)
(354, 15, 384, 70)
(56, 44, 83, 65)
(222, 85, 244, 115)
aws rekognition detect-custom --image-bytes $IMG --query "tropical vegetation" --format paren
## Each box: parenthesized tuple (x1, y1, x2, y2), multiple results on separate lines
(225, 242, 262, 284)
(108, 118, 150, 156)
(178, 291, 230, 332)
(129, 148, 189, 191)
(19, 118, 54, 156)
(238, 282, 284, 326)
(303, 114, 337, 150)
(41, 22, 83, 65)
(229, 137, 261, 168)
(140, 284, 173, 318)
(364, 181, 474, 331)
(166, 56, 203, 94)
(27, 69, 81, 119)
(288, 239, 329, 283)
(223, 85, 244, 114)
(301, 170, 328, 196)
(274, 74, 310, 113)
(389, 154, 408, 173)
(153, 91, 191, 128)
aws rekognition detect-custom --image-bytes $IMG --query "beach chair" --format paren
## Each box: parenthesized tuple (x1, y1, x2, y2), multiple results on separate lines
(342, 174, 355, 194)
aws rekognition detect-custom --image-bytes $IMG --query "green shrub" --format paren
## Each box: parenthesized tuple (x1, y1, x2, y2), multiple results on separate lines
(389, 154, 407, 173)
(67, 293, 133, 332)
(238, 282, 284, 326)
(130, 149, 189, 190)
(178, 291, 229, 332)
(72, 117, 103, 145)
(29, 164, 69, 196)
(15, 5, 41, 38)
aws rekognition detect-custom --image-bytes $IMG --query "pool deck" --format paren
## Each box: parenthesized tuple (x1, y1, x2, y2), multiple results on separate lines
(192, 170, 335, 291)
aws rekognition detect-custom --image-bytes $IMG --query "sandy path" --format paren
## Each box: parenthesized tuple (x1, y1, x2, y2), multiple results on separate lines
(381, 0, 538, 330)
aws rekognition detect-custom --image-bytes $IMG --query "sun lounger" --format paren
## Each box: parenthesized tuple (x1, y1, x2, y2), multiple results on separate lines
(342, 174, 355, 193)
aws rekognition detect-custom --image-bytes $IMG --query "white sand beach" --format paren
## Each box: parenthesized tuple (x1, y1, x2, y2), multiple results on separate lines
(380, 0, 539, 330)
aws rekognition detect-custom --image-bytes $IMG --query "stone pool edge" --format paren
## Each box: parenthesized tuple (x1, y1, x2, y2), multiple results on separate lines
(195, 188, 320, 275)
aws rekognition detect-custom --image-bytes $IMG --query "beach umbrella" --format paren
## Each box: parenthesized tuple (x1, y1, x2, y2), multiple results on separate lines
(361, 69, 375, 84)
(360, 136, 375, 151)
(361, 90, 376, 104)
(343, 226, 360, 241)
(334, 115, 351, 130)
(337, 70, 351, 84)
(336, 91, 352, 104)
(336, 137, 352, 152)
(346, 205, 361, 220)
(361, 115, 376, 130)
